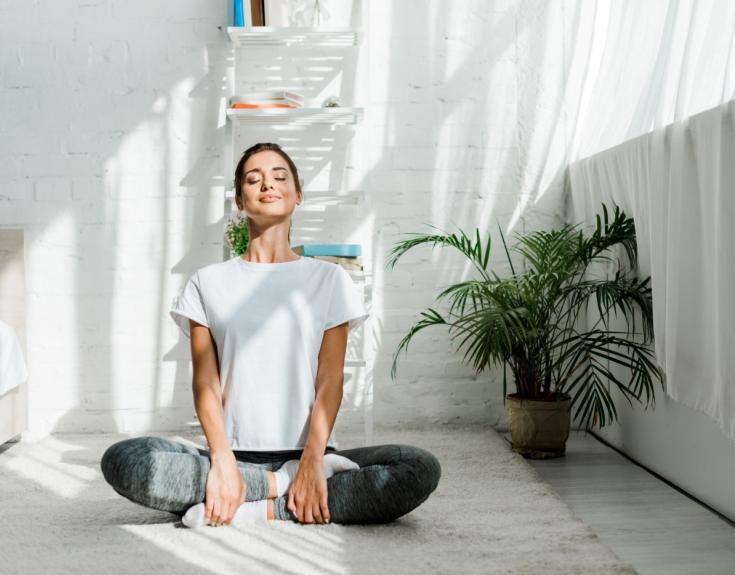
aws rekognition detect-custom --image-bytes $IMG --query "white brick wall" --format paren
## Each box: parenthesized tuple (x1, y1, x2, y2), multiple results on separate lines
(0, 0, 569, 436)
(366, 0, 567, 430)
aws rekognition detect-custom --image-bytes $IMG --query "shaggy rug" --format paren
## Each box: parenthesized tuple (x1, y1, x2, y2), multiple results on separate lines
(0, 422, 636, 574)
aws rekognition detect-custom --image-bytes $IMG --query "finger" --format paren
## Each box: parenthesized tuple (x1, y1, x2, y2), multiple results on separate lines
(211, 499, 221, 525)
(216, 499, 226, 525)
(227, 499, 238, 524)
(205, 497, 214, 523)
(312, 502, 324, 523)
(228, 498, 240, 523)
(308, 496, 322, 523)
(320, 498, 330, 524)
(304, 504, 315, 524)
(222, 502, 233, 525)
(294, 500, 303, 523)
(290, 494, 302, 523)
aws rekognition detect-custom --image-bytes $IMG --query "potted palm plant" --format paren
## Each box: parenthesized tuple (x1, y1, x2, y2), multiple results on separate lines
(386, 204, 665, 459)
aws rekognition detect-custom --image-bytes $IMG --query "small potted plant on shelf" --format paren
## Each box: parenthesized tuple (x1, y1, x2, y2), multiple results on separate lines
(225, 211, 250, 256)
(386, 203, 665, 459)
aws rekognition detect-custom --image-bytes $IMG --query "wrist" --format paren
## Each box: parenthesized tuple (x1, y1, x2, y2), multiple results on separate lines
(210, 449, 235, 462)
(300, 446, 324, 461)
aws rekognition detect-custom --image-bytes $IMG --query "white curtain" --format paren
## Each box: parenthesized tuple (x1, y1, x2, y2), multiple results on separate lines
(563, 1, 735, 441)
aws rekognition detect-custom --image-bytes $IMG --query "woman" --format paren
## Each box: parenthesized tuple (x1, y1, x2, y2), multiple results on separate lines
(100, 142, 442, 527)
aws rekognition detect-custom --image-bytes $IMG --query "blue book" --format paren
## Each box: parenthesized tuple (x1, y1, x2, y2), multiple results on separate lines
(234, 0, 245, 26)
(293, 244, 362, 257)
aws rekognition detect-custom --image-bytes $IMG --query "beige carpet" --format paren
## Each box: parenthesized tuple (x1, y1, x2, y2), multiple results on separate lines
(0, 423, 637, 574)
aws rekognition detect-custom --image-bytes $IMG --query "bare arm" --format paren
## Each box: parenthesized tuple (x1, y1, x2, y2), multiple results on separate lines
(189, 319, 243, 525)
(288, 322, 349, 524)
(189, 320, 232, 459)
(302, 321, 349, 461)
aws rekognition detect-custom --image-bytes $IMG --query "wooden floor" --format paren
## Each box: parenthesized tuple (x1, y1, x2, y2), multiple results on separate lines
(506, 430, 735, 575)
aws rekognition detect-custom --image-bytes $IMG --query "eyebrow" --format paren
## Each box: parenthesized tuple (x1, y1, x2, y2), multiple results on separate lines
(245, 167, 288, 175)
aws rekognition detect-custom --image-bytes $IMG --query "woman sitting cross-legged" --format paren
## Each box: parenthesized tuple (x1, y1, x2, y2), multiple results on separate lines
(100, 142, 442, 527)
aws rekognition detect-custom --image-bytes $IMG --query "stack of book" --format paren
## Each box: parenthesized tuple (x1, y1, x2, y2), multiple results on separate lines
(230, 90, 304, 109)
(292, 244, 363, 271)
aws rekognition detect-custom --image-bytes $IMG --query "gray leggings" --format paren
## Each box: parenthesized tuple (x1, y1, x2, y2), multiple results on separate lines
(100, 436, 441, 524)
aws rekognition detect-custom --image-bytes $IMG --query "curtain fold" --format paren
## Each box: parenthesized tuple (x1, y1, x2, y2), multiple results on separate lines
(568, 100, 735, 441)
(563, 1, 735, 441)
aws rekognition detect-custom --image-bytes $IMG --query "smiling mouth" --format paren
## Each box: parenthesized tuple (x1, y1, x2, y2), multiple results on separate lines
(261, 195, 281, 202)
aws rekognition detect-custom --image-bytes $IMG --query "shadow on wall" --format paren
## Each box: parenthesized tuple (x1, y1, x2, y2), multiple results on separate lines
(6, 0, 607, 436)
(45, 0, 367, 436)
(366, 1, 572, 428)
(39, 4, 233, 435)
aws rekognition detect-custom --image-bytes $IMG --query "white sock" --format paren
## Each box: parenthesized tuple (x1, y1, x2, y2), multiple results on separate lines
(274, 453, 360, 497)
(322, 452, 361, 478)
(232, 499, 268, 524)
(274, 459, 300, 497)
(182, 499, 268, 528)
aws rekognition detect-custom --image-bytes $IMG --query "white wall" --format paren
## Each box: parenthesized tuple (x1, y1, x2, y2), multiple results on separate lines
(0, 0, 229, 434)
(364, 0, 570, 429)
(0, 0, 573, 437)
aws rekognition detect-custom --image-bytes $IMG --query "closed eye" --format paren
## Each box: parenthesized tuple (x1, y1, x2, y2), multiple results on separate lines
(247, 177, 287, 184)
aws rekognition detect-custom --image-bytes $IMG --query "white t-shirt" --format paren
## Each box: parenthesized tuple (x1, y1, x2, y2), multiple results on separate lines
(0, 319, 28, 396)
(169, 255, 369, 451)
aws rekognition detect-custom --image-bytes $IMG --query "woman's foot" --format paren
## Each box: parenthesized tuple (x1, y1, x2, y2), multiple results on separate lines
(182, 499, 269, 528)
(181, 453, 359, 528)
(273, 453, 360, 497)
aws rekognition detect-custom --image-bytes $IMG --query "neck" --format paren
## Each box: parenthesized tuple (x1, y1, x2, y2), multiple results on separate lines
(241, 246, 300, 264)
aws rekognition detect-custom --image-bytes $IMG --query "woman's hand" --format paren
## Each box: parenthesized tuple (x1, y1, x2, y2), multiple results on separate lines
(287, 455, 330, 524)
(205, 452, 246, 525)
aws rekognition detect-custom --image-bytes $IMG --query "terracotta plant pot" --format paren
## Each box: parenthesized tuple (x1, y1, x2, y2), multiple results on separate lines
(506, 392, 572, 459)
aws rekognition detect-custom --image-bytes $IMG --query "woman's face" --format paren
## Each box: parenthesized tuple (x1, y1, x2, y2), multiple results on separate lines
(237, 150, 301, 221)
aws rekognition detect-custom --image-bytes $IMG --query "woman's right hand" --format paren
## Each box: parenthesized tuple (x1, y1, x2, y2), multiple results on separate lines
(205, 452, 246, 525)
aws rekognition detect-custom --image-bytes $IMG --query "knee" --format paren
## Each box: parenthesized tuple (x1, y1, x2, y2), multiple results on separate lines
(100, 436, 157, 488)
(402, 445, 442, 497)
(100, 438, 133, 487)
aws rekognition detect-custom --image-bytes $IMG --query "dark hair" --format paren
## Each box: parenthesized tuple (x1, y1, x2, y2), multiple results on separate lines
(234, 142, 303, 243)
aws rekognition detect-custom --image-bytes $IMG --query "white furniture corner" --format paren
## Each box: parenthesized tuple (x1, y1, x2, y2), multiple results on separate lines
(0, 228, 28, 446)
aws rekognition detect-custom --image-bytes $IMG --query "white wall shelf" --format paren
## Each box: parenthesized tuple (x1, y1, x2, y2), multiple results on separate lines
(227, 26, 361, 48)
(224, 5, 373, 437)
(226, 106, 363, 125)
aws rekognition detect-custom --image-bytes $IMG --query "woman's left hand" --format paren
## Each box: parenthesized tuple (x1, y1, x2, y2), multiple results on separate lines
(287, 455, 330, 524)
